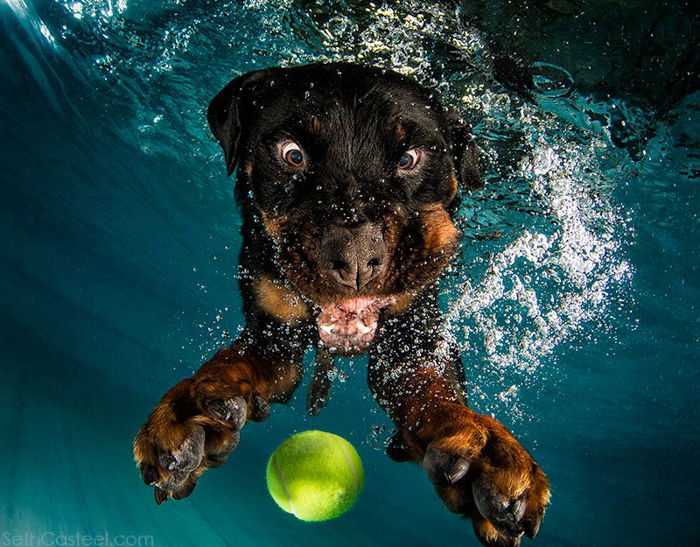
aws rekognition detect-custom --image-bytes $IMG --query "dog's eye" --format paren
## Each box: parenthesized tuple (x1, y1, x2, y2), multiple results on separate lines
(280, 142, 305, 167)
(398, 149, 421, 170)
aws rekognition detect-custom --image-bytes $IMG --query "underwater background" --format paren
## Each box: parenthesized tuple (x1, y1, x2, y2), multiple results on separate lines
(1, 0, 698, 545)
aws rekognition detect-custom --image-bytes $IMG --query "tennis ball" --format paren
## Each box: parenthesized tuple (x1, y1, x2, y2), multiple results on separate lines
(266, 430, 364, 521)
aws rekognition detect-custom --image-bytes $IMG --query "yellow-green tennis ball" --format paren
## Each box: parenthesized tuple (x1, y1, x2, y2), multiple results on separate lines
(266, 430, 364, 521)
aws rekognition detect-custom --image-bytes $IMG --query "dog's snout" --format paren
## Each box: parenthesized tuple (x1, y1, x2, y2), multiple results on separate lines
(320, 223, 386, 291)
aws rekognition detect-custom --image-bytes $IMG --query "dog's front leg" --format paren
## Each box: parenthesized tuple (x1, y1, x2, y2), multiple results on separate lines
(368, 335, 549, 546)
(133, 342, 302, 504)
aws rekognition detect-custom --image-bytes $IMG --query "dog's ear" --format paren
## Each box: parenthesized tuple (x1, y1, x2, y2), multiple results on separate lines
(207, 69, 271, 176)
(448, 113, 482, 191)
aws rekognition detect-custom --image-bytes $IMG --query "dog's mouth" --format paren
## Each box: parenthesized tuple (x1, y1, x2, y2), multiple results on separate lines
(316, 296, 395, 354)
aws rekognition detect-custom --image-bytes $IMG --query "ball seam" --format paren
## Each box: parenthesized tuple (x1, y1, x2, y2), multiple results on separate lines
(335, 436, 360, 495)
(272, 451, 296, 516)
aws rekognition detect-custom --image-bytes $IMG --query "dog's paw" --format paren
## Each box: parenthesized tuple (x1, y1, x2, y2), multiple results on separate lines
(422, 407, 549, 546)
(307, 350, 337, 416)
(133, 377, 269, 504)
(204, 396, 248, 427)
(134, 419, 211, 504)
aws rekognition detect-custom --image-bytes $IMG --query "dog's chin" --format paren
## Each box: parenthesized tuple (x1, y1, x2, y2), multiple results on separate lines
(316, 296, 395, 355)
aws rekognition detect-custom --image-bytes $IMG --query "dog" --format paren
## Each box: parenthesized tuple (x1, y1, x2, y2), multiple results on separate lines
(133, 62, 549, 547)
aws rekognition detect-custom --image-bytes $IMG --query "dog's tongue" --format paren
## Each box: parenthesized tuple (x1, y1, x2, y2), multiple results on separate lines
(317, 297, 382, 354)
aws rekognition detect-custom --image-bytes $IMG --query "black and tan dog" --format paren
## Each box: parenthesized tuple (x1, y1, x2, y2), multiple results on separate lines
(133, 63, 549, 546)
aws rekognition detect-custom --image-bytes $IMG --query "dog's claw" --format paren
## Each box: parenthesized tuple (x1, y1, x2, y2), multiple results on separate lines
(250, 394, 270, 422)
(205, 396, 247, 429)
(524, 510, 543, 539)
(140, 463, 159, 486)
(473, 518, 522, 547)
(472, 474, 528, 537)
(511, 497, 527, 523)
(154, 486, 168, 505)
(151, 427, 208, 504)
(423, 445, 470, 485)
(158, 452, 176, 471)
(157, 426, 205, 473)
(207, 431, 241, 467)
(171, 476, 198, 500)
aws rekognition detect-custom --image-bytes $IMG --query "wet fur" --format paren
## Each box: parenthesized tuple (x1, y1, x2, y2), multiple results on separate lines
(133, 62, 549, 545)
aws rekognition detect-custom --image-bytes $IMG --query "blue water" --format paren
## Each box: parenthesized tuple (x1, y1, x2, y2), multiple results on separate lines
(1, 1, 698, 546)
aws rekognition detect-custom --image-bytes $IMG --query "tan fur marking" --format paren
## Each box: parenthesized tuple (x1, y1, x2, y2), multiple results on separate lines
(386, 293, 414, 316)
(395, 123, 406, 141)
(448, 173, 458, 201)
(255, 276, 308, 325)
(261, 212, 286, 244)
(308, 116, 321, 135)
(418, 203, 459, 254)
(243, 162, 254, 176)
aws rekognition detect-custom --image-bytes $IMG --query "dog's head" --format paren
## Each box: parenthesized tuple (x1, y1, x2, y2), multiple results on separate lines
(208, 62, 480, 353)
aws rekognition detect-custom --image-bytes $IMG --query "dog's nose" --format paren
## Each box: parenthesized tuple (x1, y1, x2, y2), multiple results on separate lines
(320, 223, 386, 291)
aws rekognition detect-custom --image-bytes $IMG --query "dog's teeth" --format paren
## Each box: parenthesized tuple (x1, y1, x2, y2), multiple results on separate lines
(320, 325, 335, 334)
(356, 323, 372, 335)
